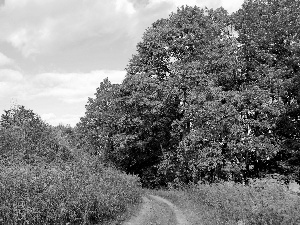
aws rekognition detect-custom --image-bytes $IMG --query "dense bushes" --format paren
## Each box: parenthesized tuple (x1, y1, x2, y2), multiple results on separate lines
(153, 179, 300, 224)
(0, 151, 142, 224)
(0, 105, 143, 224)
(0, 105, 74, 164)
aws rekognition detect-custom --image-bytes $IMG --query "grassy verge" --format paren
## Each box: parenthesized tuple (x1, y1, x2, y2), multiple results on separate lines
(0, 153, 143, 225)
(148, 189, 207, 225)
(151, 179, 300, 225)
(106, 194, 144, 225)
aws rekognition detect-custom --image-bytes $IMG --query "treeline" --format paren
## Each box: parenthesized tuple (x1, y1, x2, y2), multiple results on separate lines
(77, 0, 300, 187)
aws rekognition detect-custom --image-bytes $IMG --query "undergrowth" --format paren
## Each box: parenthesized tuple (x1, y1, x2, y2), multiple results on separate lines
(0, 151, 142, 225)
(0, 105, 143, 224)
(153, 179, 300, 225)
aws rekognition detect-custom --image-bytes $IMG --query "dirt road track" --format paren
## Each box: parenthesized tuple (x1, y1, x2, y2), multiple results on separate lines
(123, 194, 189, 225)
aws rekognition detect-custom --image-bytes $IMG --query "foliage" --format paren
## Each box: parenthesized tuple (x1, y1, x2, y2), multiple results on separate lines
(0, 152, 142, 224)
(115, 6, 239, 186)
(153, 179, 300, 225)
(77, 75, 181, 186)
(76, 78, 120, 157)
(0, 105, 143, 224)
(113, 74, 182, 186)
(53, 124, 78, 149)
(233, 0, 300, 181)
(191, 179, 300, 224)
(78, 1, 300, 187)
(0, 105, 73, 164)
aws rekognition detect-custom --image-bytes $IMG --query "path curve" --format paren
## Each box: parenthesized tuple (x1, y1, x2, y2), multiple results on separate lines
(123, 195, 189, 225)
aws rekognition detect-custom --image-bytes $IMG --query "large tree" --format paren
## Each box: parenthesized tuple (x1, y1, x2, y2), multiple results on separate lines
(122, 6, 243, 185)
(80, 2, 300, 186)
(233, 0, 300, 181)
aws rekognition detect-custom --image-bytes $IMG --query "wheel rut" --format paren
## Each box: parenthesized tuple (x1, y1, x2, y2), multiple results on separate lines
(123, 194, 189, 225)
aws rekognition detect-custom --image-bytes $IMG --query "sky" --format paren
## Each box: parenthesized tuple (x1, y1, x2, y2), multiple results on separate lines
(0, 0, 244, 126)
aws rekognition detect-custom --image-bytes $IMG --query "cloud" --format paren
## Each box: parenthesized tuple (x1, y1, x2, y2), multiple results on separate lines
(145, 0, 224, 12)
(40, 112, 56, 121)
(29, 70, 125, 103)
(0, 0, 140, 57)
(0, 0, 243, 58)
(128, 0, 149, 9)
(0, 52, 14, 66)
(41, 112, 83, 126)
(0, 69, 25, 99)
(0, 69, 23, 81)
(0, 0, 244, 126)
(0, 68, 125, 126)
(146, 0, 243, 13)
(220, 0, 244, 13)
(115, 0, 136, 15)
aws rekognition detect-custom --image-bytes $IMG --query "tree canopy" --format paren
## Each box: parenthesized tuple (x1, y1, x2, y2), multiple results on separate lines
(78, 1, 300, 187)
(0, 105, 73, 164)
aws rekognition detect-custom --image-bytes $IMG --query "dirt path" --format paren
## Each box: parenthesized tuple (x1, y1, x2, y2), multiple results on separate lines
(123, 194, 189, 225)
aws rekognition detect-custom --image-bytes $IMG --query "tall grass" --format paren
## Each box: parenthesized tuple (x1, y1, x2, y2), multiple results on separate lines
(0, 153, 142, 224)
(0, 106, 143, 224)
(153, 179, 300, 225)
(188, 179, 300, 224)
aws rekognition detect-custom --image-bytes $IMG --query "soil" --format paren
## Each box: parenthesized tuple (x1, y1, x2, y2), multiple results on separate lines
(123, 194, 189, 225)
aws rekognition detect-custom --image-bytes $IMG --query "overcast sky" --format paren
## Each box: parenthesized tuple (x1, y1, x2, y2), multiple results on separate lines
(0, 0, 243, 126)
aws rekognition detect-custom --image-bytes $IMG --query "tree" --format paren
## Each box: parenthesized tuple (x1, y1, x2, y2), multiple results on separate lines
(0, 105, 72, 164)
(156, 3, 290, 184)
(123, 6, 241, 185)
(114, 73, 182, 186)
(80, 2, 300, 186)
(76, 78, 120, 158)
(233, 0, 300, 181)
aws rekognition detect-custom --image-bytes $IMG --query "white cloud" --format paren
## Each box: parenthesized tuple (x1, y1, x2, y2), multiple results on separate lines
(149, 0, 243, 13)
(221, 0, 244, 13)
(0, 0, 244, 127)
(0, 69, 25, 98)
(115, 0, 136, 15)
(0, 69, 23, 81)
(0, 68, 125, 126)
(41, 112, 83, 126)
(147, 0, 222, 11)
(8, 27, 51, 56)
(0, 52, 14, 66)
(0, 0, 139, 57)
(40, 112, 56, 121)
(0, 0, 243, 58)
(29, 70, 125, 102)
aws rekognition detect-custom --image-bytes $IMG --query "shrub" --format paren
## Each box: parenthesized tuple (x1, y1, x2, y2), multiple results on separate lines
(0, 105, 143, 224)
(0, 154, 142, 224)
(187, 179, 300, 224)
(0, 105, 74, 164)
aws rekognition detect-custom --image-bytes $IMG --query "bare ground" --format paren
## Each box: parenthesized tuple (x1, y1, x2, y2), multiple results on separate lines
(123, 194, 190, 225)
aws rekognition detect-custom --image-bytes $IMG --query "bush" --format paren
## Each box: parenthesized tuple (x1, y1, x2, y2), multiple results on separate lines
(0, 154, 142, 224)
(0, 105, 143, 224)
(0, 105, 74, 164)
(187, 179, 300, 224)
